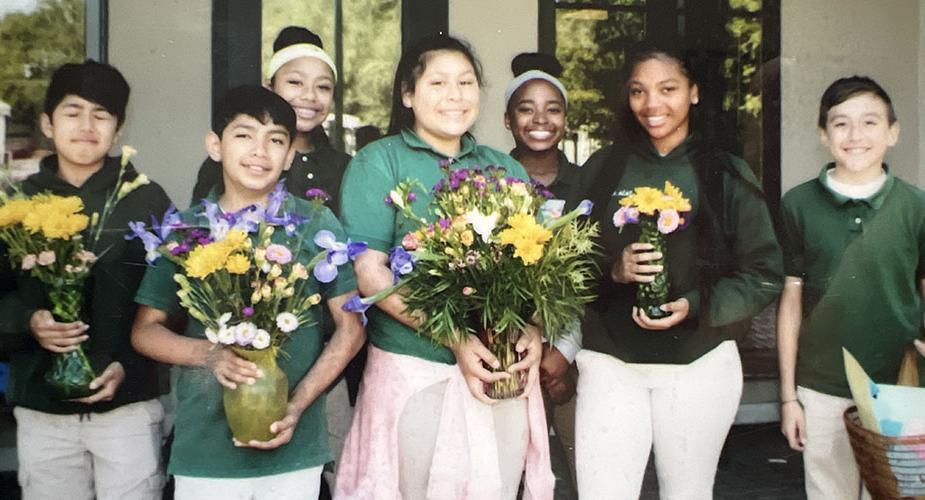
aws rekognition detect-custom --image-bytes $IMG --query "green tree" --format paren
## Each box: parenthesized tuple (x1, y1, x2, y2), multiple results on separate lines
(0, 0, 84, 133)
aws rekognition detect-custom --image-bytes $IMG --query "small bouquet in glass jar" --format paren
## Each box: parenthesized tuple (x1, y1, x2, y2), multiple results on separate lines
(612, 181, 691, 319)
(345, 162, 598, 399)
(0, 146, 148, 398)
(127, 185, 362, 442)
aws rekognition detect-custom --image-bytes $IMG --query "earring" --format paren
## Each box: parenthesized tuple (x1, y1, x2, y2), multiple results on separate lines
(692, 97, 699, 105)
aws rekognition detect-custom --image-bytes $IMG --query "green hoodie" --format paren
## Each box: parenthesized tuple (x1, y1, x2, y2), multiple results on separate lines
(0, 154, 172, 414)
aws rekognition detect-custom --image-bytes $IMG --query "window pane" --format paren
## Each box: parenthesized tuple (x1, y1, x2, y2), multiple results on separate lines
(1, 0, 85, 175)
(556, 7, 645, 163)
(262, 0, 401, 155)
(555, 0, 646, 6)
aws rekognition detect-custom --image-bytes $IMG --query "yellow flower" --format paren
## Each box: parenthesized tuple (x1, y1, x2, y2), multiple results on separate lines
(499, 213, 552, 265)
(225, 254, 250, 274)
(308, 293, 321, 305)
(663, 181, 691, 212)
(460, 230, 474, 247)
(42, 213, 89, 239)
(631, 187, 665, 215)
(0, 199, 34, 227)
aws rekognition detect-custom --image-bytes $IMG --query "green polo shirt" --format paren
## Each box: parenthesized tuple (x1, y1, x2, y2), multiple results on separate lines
(581, 137, 782, 364)
(134, 192, 356, 478)
(781, 165, 925, 398)
(340, 129, 529, 364)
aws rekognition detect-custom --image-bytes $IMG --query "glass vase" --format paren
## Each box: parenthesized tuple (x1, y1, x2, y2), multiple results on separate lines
(44, 281, 97, 399)
(222, 347, 289, 443)
(637, 216, 670, 320)
(477, 327, 525, 399)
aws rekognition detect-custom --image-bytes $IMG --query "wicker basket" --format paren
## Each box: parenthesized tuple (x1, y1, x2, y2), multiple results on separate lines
(844, 407, 925, 499)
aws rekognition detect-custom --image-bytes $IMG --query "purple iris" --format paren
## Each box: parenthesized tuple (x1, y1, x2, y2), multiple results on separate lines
(577, 199, 594, 216)
(313, 230, 368, 283)
(341, 294, 372, 326)
(125, 204, 183, 263)
(388, 247, 415, 283)
(265, 181, 287, 217)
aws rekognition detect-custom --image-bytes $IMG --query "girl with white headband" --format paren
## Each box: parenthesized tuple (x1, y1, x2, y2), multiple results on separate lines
(191, 26, 350, 214)
(503, 52, 581, 500)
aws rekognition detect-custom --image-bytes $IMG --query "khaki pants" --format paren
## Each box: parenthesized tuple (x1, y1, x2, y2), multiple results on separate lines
(798, 386, 871, 500)
(15, 399, 165, 500)
(575, 341, 743, 500)
(174, 465, 323, 500)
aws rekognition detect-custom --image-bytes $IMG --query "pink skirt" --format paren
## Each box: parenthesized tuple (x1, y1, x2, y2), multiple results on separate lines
(334, 345, 554, 500)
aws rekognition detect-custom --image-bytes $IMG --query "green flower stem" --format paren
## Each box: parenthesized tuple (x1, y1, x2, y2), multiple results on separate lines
(480, 327, 524, 399)
(637, 217, 670, 319)
(45, 283, 98, 399)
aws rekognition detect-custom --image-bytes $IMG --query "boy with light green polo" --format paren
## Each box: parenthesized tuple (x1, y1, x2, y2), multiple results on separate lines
(778, 76, 925, 500)
(130, 85, 364, 500)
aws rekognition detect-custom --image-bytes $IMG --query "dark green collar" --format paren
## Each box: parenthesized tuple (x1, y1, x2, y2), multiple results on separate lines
(816, 163, 894, 209)
(399, 128, 478, 159)
(637, 133, 695, 161)
(35, 154, 136, 194)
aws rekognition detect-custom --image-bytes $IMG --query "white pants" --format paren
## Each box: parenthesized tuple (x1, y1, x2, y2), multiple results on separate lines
(325, 377, 354, 490)
(174, 465, 323, 500)
(798, 386, 871, 500)
(575, 341, 743, 500)
(15, 399, 165, 500)
(396, 380, 529, 500)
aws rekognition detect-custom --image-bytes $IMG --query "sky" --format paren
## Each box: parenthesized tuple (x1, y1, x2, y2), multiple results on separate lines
(0, 0, 39, 18)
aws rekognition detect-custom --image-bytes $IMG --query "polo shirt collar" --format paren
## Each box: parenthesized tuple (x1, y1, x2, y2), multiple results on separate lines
(816, 163, 894, 209)
(399, 128, 478, 159)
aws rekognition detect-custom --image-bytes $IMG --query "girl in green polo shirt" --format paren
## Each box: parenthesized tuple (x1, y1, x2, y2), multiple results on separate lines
(335, 35, 552, 500)
(576, 41, 782, 499)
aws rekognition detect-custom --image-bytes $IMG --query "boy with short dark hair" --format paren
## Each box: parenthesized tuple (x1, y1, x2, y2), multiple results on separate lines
(0, 59, 173, 499)
(778, 75, 925, 500)
(131, 85, 364, 500)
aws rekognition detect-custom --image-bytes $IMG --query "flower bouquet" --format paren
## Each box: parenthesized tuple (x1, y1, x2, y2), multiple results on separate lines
(347, 163, 598, 399)
(612, 181, 691, 319)
(128, 185, 362, 442)
(0, 146, 148, 398)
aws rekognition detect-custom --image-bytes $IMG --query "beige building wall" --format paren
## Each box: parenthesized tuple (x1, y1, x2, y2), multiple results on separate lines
(780, 0, 921, 191)
(449, 0, 538, 153)
(108, 0, 212, 208)
(101, 1, 925, 203)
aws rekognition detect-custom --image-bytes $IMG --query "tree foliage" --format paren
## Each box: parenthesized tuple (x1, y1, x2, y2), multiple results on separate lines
(0, 0, 84, 133)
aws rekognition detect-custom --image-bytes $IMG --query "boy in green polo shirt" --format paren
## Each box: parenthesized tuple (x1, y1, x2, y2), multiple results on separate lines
(0, 60, 172, 500)
(130, 86, 364, 500)
(778, 76, 925, 500)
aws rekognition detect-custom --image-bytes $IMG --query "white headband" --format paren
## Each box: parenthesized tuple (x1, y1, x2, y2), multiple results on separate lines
(266, 43, 337, 81)
(504, 70, 568, 108)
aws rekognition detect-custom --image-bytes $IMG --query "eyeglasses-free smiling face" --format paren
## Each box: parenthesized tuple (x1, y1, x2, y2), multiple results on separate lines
(41, 94, 120, 172)
(402, 49, 480, 156)
(207, 114, 295, 200)
(270, 56, 335, 135)
(627, 56, 699, 155)
(820, 92, 899, 183)
(505, 79, 566, 153)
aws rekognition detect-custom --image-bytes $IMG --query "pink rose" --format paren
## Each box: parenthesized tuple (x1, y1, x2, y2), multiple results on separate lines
(401, 232, 419, 250)
(37, 251, 56, 266)
(21, 254, 36, 270)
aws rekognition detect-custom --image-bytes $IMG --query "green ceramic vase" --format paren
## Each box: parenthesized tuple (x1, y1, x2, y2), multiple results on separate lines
(222, 347, 288, 443)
